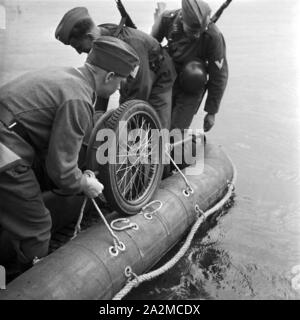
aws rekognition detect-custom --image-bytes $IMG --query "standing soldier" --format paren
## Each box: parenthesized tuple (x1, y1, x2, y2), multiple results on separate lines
(0, 37, 139, 277)
(55, 7, 177, 129)
(151, 0, 228, 131)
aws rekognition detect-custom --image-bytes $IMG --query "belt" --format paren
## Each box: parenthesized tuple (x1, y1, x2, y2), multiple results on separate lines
(0, 105, 34, 147)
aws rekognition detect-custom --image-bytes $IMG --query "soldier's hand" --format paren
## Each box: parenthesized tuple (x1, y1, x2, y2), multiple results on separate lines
(81, 170, 104, 198)
(203, 113, 215, 132)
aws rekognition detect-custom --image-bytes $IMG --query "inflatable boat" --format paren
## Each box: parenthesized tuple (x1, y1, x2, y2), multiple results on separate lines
(0, 138, 235, 300)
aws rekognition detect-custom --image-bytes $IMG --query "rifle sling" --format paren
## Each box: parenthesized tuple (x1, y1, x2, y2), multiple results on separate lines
(113, 16, 127, 37)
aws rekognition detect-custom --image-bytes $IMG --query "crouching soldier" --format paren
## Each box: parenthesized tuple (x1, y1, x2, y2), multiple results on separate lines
(0, 36, 139, 277)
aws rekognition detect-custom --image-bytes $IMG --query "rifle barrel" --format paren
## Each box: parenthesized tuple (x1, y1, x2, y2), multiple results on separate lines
(211, 0, 232, 24)
(115, 0, 137, 29)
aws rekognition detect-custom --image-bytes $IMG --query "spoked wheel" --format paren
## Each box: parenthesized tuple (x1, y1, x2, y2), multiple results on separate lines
(86, 100, 163, 215)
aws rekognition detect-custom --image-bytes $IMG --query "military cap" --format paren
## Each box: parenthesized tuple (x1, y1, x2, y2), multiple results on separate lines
(55, 7, 91, 45)
(86, 36, 140, 78)
(181, 0, 211, 32)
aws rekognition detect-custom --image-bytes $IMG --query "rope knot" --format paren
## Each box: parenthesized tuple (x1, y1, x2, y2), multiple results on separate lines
(195, 204, 205, 218)
(124, 266, 139, 286)
(227, 180, 235, 192)
(109, 238, 126, 257)
(140, 200, 162, 220)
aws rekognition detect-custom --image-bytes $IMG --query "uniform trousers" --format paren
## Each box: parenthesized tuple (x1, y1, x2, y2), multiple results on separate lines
(0, 158, 51, 267)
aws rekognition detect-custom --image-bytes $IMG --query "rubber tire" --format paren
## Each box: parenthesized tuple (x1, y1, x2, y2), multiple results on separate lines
(99, 100, 163, 215)
(86, 109, 115, 172)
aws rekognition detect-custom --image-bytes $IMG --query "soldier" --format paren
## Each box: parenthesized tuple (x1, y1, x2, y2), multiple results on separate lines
(0, 36, 139, 277)
(55, 7, 177, 129)
(151, 0, 228, 131)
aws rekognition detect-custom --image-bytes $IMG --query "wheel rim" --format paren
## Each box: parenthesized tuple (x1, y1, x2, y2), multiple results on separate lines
(112, 111, 161, 205)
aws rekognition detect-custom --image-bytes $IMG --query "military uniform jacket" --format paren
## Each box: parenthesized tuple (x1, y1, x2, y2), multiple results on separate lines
(152, 9, 228, 114)
(0, 67, 94, 193)
(100, 24, 176, 101)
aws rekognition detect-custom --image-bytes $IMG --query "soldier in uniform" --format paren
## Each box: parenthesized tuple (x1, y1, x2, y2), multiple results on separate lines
(0, 36, 139, 276)
(151, 0, 228, 131)
(55, 7, 177, 130)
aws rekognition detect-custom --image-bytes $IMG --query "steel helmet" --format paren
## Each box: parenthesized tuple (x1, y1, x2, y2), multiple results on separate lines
(179, 59, 208, 94)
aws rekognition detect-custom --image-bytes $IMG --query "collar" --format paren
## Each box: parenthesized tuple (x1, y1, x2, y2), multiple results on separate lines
(75, 66, 96, 92)
(74, 66, 97, 108)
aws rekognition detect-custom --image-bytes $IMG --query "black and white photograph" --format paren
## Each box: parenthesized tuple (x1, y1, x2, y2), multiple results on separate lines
(0, 0, 299, 304)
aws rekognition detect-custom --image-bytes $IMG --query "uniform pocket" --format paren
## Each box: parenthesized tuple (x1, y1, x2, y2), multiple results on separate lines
(5, 164, 41, 199)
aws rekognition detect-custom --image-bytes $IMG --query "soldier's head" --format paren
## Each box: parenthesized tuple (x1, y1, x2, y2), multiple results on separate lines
(55, 7, 100, 54)
(84, 36, 140, 97)
(181, 0, 211, 39)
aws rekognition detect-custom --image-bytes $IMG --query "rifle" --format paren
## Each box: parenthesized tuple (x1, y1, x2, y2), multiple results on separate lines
(211, 0, 232, 24)
(115, 0, 137, 29)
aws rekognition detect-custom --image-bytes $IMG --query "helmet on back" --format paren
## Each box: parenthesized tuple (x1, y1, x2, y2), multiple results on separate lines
(179, 59, 208, 94)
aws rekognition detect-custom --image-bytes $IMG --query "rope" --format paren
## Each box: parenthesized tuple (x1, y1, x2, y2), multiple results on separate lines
(91, 198, 126, 255)
(71, 197, 88, 240)
(164, 144, 194, 194)
(113, 155, 237, 300)
(71, 195, 125, 256)
(140, 200, 163, 220)
(111, 218, 139, 231)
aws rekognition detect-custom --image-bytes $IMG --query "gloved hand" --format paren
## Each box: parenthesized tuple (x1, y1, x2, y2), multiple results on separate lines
(81, 170, 104, 198)
(203, 113, 215, 132)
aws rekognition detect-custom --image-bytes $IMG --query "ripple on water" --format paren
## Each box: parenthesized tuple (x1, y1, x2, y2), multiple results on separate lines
(272, 168, 300, 186)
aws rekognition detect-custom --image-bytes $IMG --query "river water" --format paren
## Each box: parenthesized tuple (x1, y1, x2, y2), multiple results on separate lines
(0, 0, 299, 300)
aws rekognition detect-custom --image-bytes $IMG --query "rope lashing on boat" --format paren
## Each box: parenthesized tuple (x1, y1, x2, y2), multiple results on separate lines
(74, 199, 162, 253)
(110, 201, 163, 234)
(72, 194, 126, 257)
(71, 197, 88, 239)
(194, 204, 205, 218)
(90, 198, 126, 256)
(112, 157, 237, 300)
(111, 218, 139, 231)
(124, 266, 139, 283)
(139, 200, 163, 220)
(164, 143, 194, 196)
(111, 201, 163, 234)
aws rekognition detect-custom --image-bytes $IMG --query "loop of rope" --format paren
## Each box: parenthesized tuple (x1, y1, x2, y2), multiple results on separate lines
(109, 245, 119, 257)
(227, 179, 235, 192)
(124, 266, 139, 284)
(109, 239, 126, 257)
(194, 204, 205, 218)
(110, 218, 139, 231)
(182, 188, 194, 197)
(140, 200, 162, 220)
